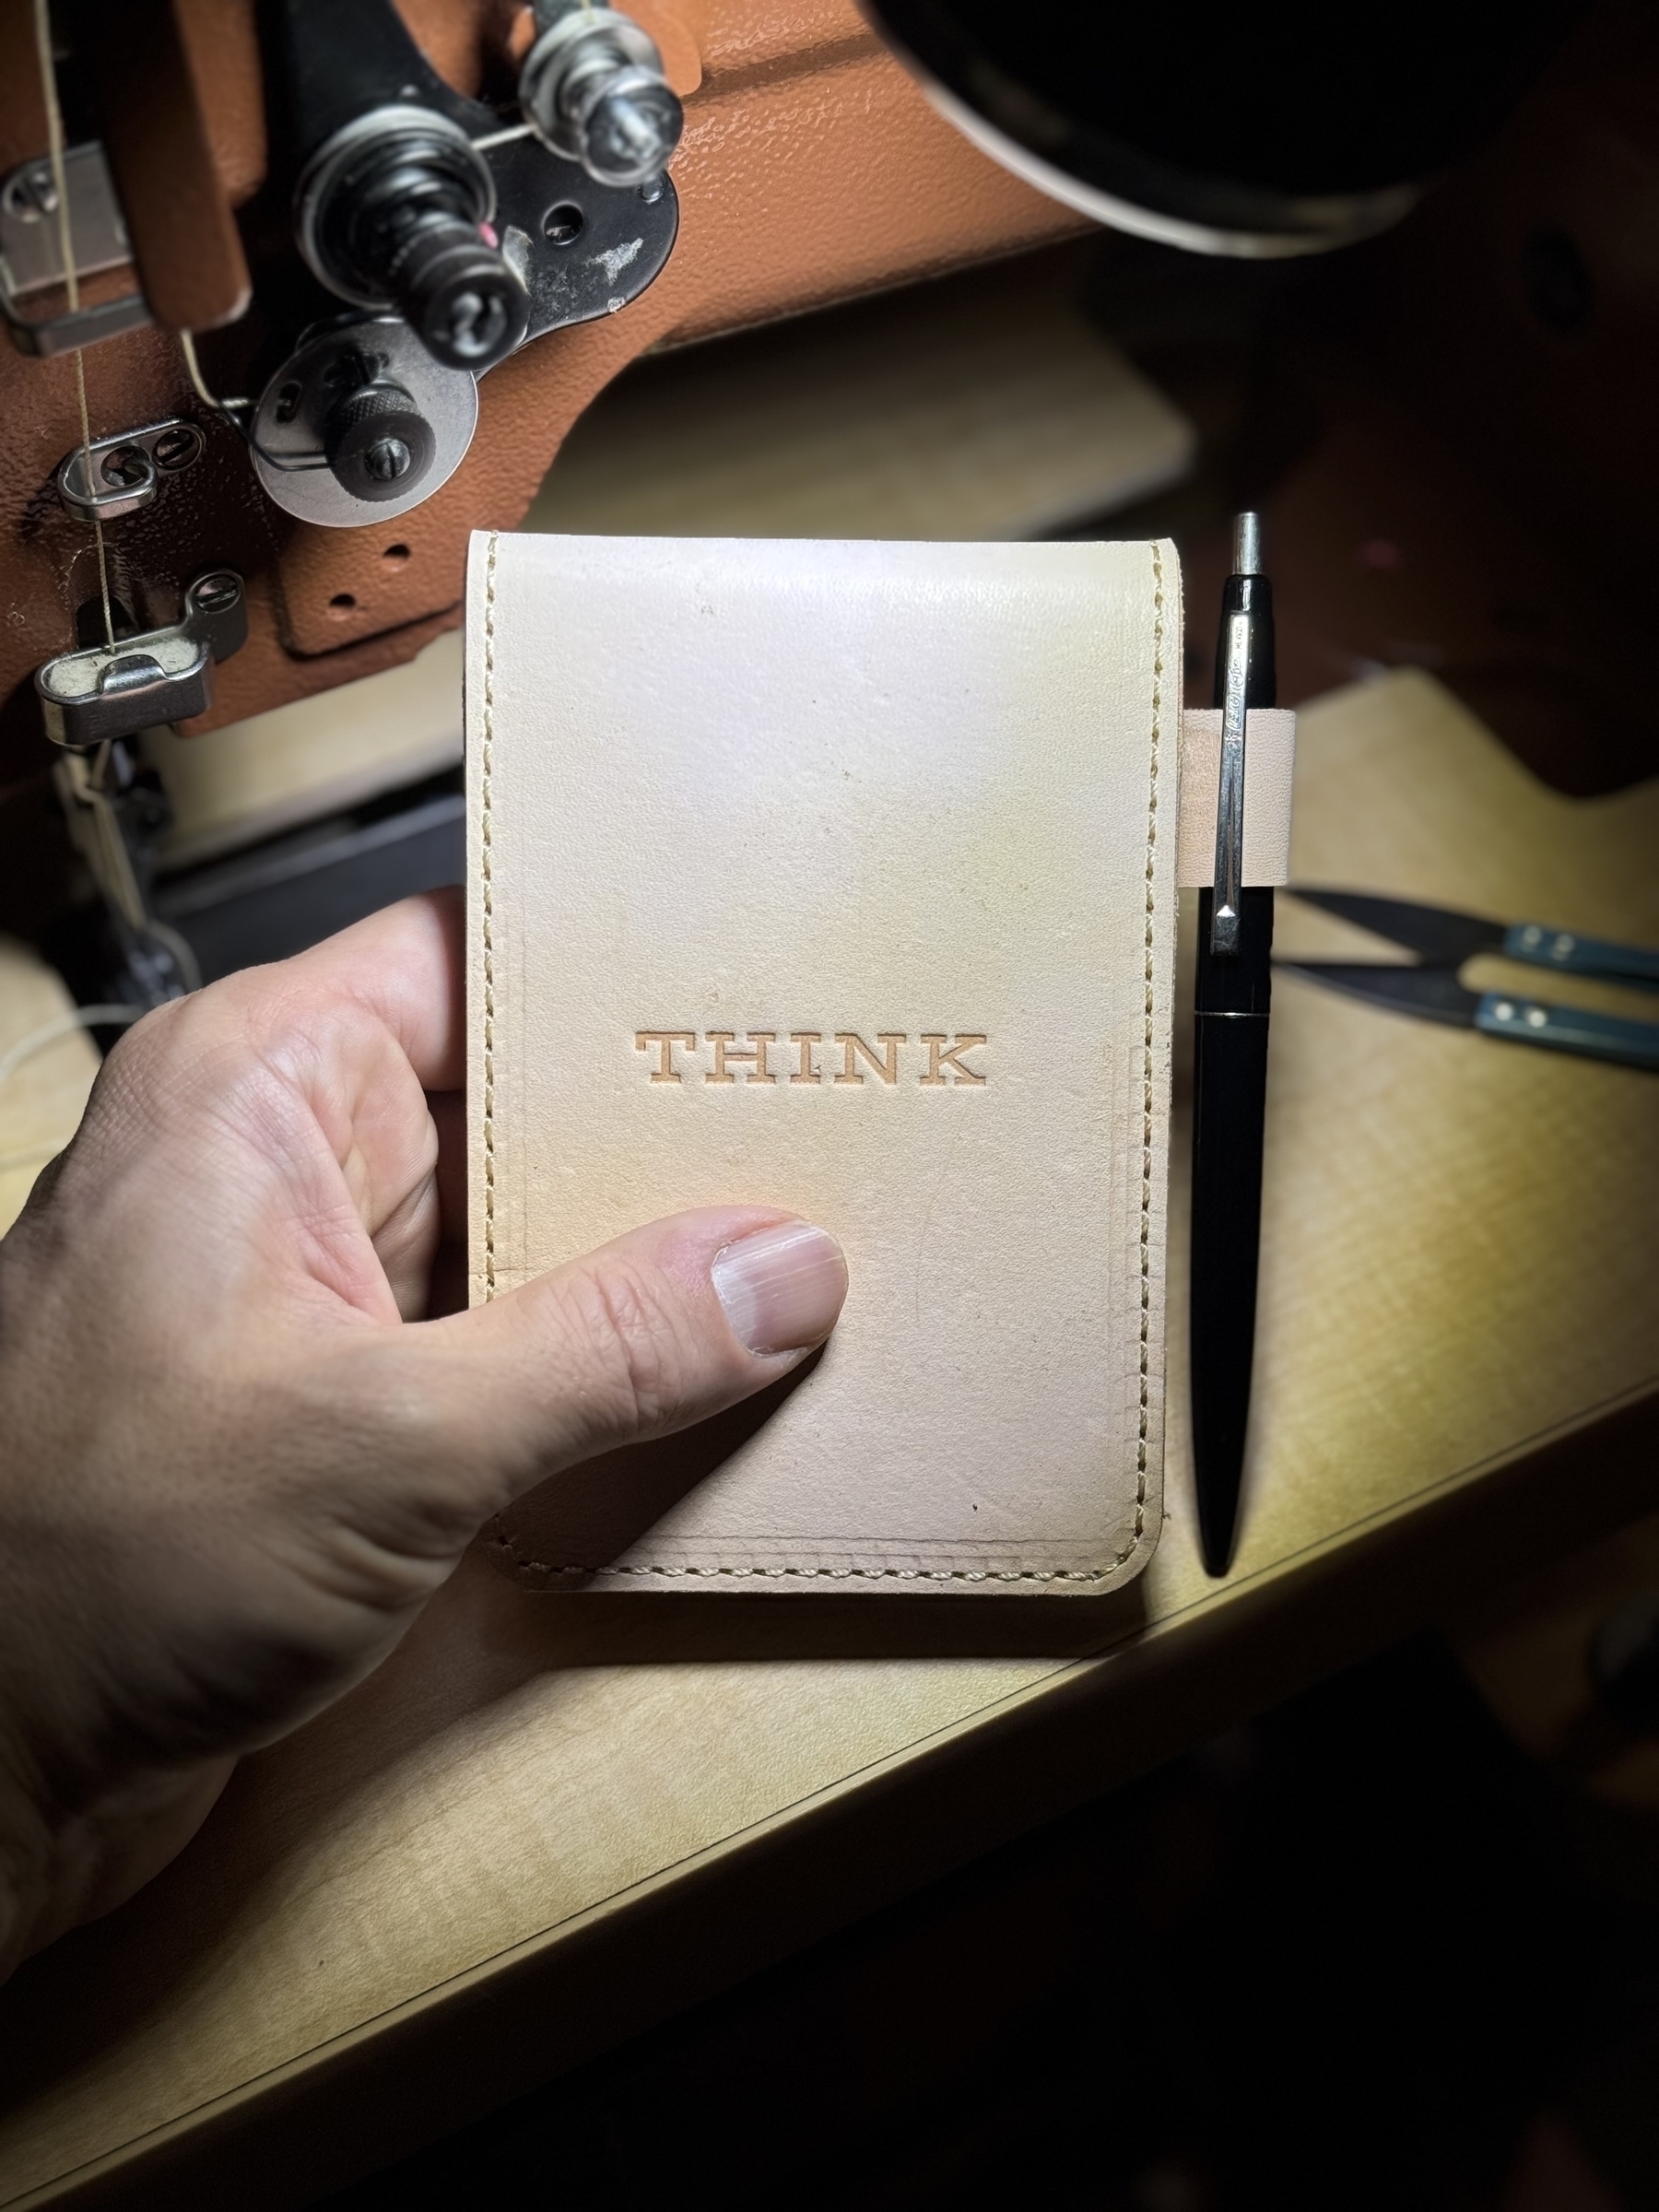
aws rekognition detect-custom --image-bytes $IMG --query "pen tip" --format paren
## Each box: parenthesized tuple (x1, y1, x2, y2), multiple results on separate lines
(1197, 1502, 1238, 1579)
(1232, 512, 1263, 577)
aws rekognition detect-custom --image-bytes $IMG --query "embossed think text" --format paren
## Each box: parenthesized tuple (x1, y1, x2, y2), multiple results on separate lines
(633, 1032, 987, 1086)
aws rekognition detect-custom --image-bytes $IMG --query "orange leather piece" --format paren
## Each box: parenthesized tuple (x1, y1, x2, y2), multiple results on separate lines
(629, 0, 703, 95)
(174, 0, 266, 208)
(0, 4, 51, 176)
(685, 0, 879, 85)
(91, 0, 253, 331)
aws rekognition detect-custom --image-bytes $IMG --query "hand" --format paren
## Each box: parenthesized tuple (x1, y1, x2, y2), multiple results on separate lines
(0, 890, 846, 1979)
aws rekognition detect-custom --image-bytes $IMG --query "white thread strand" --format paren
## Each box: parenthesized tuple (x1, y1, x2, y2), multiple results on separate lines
(0, 1004, 140, 1089)
(33, 0, 114, 650)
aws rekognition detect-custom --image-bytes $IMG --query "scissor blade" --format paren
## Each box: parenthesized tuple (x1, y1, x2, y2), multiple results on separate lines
(1288, 887, 1503, 965)
(1277, 959, 1481, 1029)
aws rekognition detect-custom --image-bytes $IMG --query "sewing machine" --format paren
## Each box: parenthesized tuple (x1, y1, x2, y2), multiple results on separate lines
(1, 0, 1625, 1012)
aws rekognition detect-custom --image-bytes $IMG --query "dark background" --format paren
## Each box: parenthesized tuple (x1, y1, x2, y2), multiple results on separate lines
(313, 1636, 1659, 2212)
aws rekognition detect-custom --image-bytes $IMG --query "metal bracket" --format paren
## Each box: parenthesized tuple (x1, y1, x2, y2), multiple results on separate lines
(485, 133, 677, 347)
(36, 571, 249, 749)
(55, 417, 206, 524)
(0, 142, 151, 359)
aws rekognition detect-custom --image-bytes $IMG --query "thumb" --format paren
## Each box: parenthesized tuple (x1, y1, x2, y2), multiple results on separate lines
(412, 1207, 848, 1507)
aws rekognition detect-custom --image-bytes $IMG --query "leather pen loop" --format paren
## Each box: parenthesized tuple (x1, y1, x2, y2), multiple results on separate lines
(1209, 606, 1252, 956)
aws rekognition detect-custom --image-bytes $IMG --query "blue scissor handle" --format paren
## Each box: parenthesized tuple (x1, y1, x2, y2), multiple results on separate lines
(1476, 991, 1659, 1072)
(1502, 922, 1659, 991)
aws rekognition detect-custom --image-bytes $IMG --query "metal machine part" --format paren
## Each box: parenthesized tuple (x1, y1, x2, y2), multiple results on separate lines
(253, 140, 677, 528)
(41, 630, 213, 747)
(36, 570, 249, 750)
(276, 0, 681, 388)
(0, 0, 1123, 761)
(295, 107, 528, 374)
(0, 139, 150, 357)
(519, 2, 685, 189)
(487, 132, 678, 336)
(251, 318, 478, 527)
(54, 416, 204, 524)
(53, 741, 198, 1006)
(323, 379, 437, 503)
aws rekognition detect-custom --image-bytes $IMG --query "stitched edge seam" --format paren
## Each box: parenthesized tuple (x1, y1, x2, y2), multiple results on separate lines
(1135, 539, 1163, 1559)
(496, 547, 1166, 1583)
(482, 532, 499, 1300)
(493, 1554, 1133, 1583)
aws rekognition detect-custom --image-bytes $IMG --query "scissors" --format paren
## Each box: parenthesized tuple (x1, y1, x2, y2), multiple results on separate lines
(1277, 888, 1659, 1074)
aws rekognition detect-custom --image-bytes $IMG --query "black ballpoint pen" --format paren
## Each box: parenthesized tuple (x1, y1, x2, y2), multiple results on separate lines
(1191, 512, 1276, 1576)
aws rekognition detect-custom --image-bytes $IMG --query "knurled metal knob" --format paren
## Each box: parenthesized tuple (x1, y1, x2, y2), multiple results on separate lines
(324, 382, 437, 503)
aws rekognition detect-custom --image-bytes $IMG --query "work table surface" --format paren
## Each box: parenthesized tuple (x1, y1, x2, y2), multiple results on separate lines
(2, 667, 1655, 2210)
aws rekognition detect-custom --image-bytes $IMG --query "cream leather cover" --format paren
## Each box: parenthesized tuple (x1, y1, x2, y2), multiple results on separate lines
(468, 530, 1182, 1594)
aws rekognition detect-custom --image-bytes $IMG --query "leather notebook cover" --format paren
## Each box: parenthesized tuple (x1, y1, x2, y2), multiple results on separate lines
(468, 530, 1182, 1595)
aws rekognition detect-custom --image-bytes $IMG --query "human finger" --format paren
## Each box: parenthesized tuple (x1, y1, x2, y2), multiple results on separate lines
(265, 886, 465, 1095)
(386, 1206, 849, 1517)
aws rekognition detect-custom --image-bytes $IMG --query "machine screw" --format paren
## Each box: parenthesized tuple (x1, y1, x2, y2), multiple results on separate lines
(153, 424, 204, 472)
(100, 444, 150, 490)
(440, 284, 509, 363)
(363, 436, 413, 483)
(519, 5, 683, 191)
(582, 76, 680, 189)
(2, 162, 57, 221)
(189, 571, 242, 614)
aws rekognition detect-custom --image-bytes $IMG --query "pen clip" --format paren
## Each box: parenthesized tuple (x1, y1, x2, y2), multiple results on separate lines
(1209, 607, 1251, 956)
